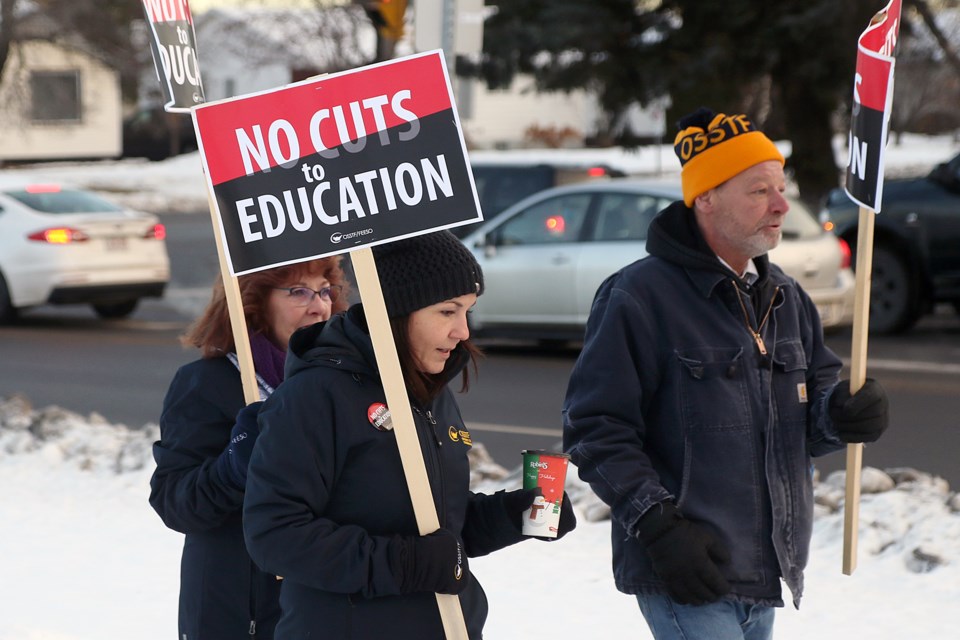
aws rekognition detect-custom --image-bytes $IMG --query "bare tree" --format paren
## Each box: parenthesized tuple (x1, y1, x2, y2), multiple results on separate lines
(29, 0, 145, 102)
(908, 0, 960, 78)
(891, 2, 960, 138)
(0, 0, 17, 85)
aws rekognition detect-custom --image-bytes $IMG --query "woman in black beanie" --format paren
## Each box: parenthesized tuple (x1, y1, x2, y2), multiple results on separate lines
(242, 231, 575, 639)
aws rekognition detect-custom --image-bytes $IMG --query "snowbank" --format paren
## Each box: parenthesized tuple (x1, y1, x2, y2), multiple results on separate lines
(2, 394, 959, 639)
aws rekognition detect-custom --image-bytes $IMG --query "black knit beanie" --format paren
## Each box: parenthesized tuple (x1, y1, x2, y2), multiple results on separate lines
(372, 231, 485, 318)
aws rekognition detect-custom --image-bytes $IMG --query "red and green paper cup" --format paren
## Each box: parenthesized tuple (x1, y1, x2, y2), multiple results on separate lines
(520, 450, 570, 538)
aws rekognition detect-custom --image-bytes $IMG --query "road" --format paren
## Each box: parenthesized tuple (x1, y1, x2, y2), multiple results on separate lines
(1, 212, 959, 487)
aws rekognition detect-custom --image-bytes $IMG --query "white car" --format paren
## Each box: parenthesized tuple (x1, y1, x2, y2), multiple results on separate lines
(460, 179, 855, 343)
(0, 182, 170, 321)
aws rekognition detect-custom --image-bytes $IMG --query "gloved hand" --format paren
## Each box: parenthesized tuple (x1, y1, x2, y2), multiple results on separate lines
(388, 528, 469, 595)
(216, 401, 264, 490)
(501, 488, 577, 540)
(829, 378, 889, 443)
(636, 502, 731, 605)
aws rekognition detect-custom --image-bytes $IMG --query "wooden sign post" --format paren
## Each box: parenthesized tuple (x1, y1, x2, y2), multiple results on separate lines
(351, 247, 468, 638)
(842, 207, 875, 574)
(206, 191, 260, 404)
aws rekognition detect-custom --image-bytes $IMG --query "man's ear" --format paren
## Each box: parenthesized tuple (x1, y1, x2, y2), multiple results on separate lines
(693, 189, 716, 213)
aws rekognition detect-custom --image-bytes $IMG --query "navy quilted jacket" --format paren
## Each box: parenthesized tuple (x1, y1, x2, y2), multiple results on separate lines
(151, 356, 282, 639)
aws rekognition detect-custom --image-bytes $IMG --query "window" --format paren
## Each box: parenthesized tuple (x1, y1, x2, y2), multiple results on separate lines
(4, 189, 123, 214)
(471, 165, 554, 217)
(494, 194, 591, 246)
(782, 197, 824, 240)
(30, 70, 81, 123)
(591, 193, 669, 241)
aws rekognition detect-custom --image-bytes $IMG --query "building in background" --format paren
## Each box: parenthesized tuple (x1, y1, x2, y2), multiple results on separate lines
(190, 5, 377, 102)
(0, 12, 121, 162)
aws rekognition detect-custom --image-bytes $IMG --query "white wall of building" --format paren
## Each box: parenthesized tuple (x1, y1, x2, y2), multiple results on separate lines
(0, 41, 122, 161)
(457, 76, 596, 149)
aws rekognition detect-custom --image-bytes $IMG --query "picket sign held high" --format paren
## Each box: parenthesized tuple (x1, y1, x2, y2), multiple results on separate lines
(189, 52, 478, 636)
(841, 0, 901, 574)
(842, 206, 876, 575)
(351, 247, 470, 640)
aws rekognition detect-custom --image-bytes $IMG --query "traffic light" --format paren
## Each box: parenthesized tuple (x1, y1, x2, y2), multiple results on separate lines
(376, 0, 407, 41)
(360, 0, 407, 41)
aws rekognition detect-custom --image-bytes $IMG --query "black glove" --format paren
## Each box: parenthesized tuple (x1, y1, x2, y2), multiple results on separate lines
(636, 502, 731, 605)
(501, 488, 577, 540)
(829, 378, 889, 443)
(388, 528, 469, 595)
(216, 401, 263, 490)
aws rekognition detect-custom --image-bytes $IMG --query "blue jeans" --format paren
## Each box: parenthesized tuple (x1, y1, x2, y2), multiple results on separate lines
(636, 593, 775, 640)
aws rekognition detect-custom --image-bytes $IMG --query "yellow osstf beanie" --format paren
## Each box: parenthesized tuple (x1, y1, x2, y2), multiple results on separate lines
(673, 110, 784, 207)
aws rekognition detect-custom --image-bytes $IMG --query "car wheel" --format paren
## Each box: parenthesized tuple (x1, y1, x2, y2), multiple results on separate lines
(868, 245, 920, 334)
(92, 300, 139, 319)
(0, 272, 18, 324)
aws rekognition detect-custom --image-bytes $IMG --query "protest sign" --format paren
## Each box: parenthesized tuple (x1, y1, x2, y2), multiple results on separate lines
(192, 50, 482, 276)
(140, 0, 259, 403)
(844, 0, 901, 212)
(141, 0, 205, 113)
(842, 0, 901, 576)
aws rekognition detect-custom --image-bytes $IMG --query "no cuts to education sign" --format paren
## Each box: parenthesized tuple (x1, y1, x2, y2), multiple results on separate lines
(192, 51, 482, 275)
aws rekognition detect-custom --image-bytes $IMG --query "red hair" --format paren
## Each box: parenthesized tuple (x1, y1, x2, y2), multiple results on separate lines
(182, 256, 350, 358)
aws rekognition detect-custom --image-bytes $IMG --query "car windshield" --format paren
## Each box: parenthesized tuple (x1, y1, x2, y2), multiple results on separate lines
(3, 188, 124, 214)
(782, 197, 823, 240)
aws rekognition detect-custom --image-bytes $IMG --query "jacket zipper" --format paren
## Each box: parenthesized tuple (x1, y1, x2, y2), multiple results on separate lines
(731, 280, 780, 356)
(248, 559, 257, 638)
(425, 409, 439, 441)
(415, 405, 447, 525)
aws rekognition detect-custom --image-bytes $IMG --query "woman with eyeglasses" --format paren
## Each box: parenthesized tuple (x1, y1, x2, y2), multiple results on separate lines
(241, 232, 576, 639)
(149, 256, 349, 640)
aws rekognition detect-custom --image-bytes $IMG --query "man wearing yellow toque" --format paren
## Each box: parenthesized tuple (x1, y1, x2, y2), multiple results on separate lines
(562, 108, 890, 640)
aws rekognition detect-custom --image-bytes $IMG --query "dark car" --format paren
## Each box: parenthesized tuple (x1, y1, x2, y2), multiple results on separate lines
(122, 107, 197, 161)
(821, 152, 960, 333)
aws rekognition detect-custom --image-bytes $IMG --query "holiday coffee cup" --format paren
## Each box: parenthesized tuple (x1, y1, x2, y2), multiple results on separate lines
(521, 450, 570, 538)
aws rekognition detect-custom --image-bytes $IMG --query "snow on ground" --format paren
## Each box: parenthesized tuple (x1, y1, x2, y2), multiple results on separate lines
(1, 395, 959, 640)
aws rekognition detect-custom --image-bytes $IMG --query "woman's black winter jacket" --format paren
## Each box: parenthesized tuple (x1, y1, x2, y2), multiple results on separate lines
(150, 356, 282, 639)
(243, 306, 525, 639)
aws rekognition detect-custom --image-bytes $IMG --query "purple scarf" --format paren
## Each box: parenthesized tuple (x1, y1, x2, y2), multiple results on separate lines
(248, 331, 286, 390)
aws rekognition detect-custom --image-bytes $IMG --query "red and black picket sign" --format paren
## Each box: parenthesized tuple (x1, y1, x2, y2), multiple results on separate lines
(192, 51, 482, 276)
(844, 0, 902, 211)
(141, 0, 205, 113)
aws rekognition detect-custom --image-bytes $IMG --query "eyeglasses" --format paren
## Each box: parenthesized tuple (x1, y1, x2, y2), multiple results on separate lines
(274, 285, 342, 307)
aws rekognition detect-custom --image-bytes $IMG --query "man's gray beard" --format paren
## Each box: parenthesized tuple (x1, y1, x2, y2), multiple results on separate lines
(746, 230, 782, 259)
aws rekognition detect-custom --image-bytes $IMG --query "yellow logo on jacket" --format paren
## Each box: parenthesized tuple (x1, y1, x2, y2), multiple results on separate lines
(448, 426, 472, 446)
